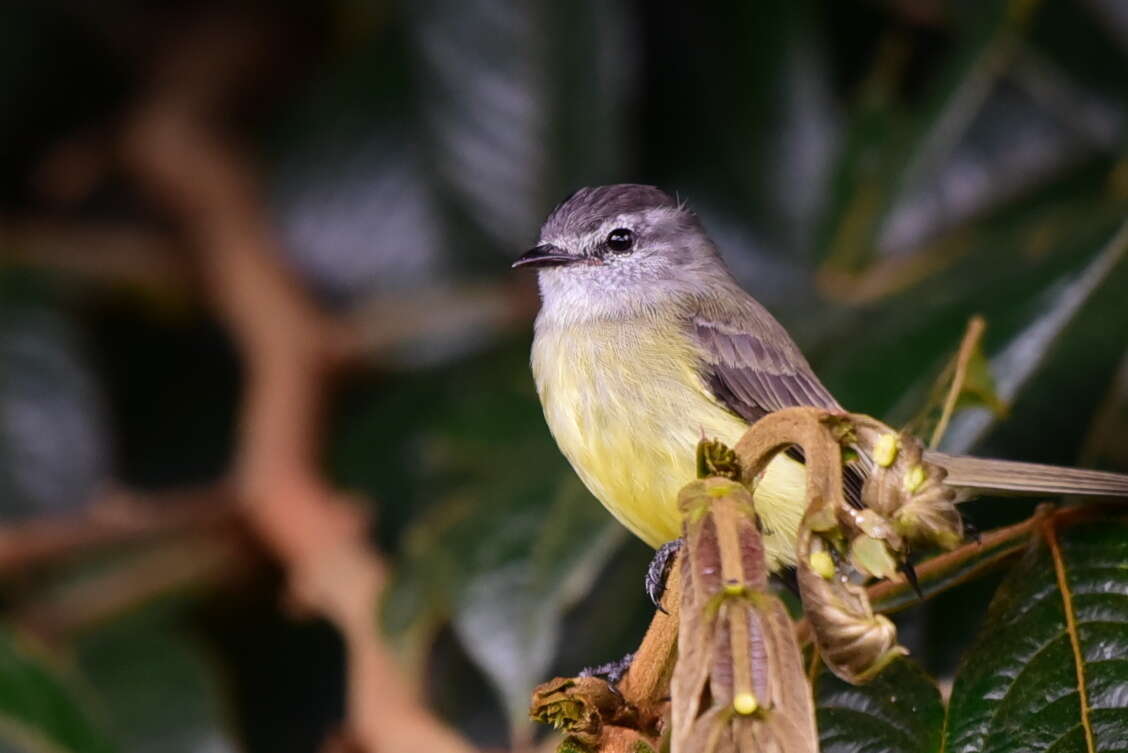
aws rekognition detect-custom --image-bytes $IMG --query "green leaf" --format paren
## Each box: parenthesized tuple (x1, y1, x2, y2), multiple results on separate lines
(944, 517, 1128, 753)
(449, 478, 624, 740)
(817, 658, 944, 753)
(75, 609, 239, 753)
(940, 216, 1128, 454)
(826, 186, 1128, 424)
(902, 316, 1005, 448)
(0, 627, 115, 753)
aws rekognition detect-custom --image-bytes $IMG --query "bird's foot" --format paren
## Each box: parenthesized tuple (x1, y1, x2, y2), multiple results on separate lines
(578, 652, 635, 687)
(645, 538, 683, 611)
(899, 559, 923, 599)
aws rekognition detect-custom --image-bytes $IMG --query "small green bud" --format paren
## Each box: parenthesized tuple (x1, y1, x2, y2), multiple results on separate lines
(874, 433, 900, 467)
(809, 550, 836, 579)
(903, 465, 926, 493)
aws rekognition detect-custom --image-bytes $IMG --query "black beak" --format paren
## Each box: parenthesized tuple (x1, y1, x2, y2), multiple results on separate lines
(511, 244, 577, 269)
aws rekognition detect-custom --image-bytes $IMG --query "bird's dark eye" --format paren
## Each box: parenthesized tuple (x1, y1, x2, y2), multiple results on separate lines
(606, 228, 634, 253)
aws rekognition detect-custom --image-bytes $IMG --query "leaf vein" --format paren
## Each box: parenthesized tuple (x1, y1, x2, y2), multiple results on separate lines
(1045, 521, 1097, 753)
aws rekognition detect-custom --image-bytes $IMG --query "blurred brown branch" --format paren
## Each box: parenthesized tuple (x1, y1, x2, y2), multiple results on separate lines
(98, 16, 480, 753)
(0, 220, 188, 294)
(0, 12, 529, 752)
(0, 222, 537, 364)
(0, 485, 235, 575)
(16, 528, 252, 638)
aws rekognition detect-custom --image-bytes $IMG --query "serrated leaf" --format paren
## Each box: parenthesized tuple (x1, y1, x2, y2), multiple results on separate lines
(817, 658, 944, 753)
(944, 517, 1128, 753)
(0, 627, 115, 753)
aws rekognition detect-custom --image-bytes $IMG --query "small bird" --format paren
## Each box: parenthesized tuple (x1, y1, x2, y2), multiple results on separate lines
(514, 184, 1128, 572)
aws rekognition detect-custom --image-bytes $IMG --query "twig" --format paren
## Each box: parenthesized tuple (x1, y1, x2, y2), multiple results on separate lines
(15, 529, 252, 638)
(0, 220, 188, 294)
(930, 315, 986, 448)
(0, 486, 235, 574)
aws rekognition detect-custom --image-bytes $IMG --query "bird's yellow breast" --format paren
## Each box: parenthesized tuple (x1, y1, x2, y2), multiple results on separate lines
(531, 317, 807, 570)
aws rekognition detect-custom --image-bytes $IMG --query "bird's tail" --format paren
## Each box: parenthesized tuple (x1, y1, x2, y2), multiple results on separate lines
(925, 451, 1128, 498)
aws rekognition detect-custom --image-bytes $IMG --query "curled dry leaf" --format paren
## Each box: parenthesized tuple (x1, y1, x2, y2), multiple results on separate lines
(851, 416, 963, 550)
(730, 408, 960, 685)
(795, 525, 907, 684)
(530, 676, 640, 748)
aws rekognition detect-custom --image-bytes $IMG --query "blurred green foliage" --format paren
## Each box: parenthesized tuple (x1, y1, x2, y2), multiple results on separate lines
(1, 0, 1127, 750)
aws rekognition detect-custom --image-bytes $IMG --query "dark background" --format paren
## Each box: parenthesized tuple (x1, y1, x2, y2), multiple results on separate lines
(1, 0, 1126, 751)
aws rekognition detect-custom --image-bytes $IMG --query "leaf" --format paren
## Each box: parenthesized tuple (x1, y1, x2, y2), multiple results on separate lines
(944, 516, 1128, 753)
(826, 190, 1128, 425)
(0, 627, 115, 753)
(264, 19, 449, 302)
(816, 658, 944, 753)
(0, 273, 109, 521)
(939, 216, 1128, 453)
(1077, 351, 1128, 472)
(408, 0, 634, 254)
(75, 609, 239, 753)
(449, 479, 624, 742)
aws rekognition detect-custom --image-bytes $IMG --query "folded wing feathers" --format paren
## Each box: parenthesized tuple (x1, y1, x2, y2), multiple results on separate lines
(926, 451, 1128, 497)
(692, 316, 1128, 500)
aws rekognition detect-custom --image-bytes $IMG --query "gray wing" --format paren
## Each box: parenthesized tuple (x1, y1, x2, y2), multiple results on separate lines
(691, 313, 841, 422)
(690, 309, 863, 508)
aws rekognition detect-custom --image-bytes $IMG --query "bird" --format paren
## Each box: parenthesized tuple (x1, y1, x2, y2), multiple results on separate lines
(514, 183, 1128, 573)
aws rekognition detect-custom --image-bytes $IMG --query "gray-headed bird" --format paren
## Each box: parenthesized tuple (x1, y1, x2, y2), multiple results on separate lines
(514, 184, 1128, 572)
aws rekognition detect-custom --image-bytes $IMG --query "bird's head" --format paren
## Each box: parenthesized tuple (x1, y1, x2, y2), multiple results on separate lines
(513, 184, 733, 322)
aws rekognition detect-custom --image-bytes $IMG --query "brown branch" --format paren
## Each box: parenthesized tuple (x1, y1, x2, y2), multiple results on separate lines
(618, 562, 681, 713)
(15, 528, 252, 638)
(0, 486, 236, 574)
(0, 219, 189, 294)
(1, 219, 535, 367)
(114, 21, 477, 753)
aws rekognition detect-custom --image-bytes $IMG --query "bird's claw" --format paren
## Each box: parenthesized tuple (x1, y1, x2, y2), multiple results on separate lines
(578, 652, 635, 688)
(899, 559, 923, 599)
(645, 538, 683, 611)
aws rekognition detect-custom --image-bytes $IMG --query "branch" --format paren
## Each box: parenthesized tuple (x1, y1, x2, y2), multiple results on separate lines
(113, 19, 478, 753)
(0, 486, 235, 574)
(15, 528, 251, 638)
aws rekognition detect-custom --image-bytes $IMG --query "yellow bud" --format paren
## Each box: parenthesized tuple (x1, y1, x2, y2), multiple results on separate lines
(723, 582, 745, 596)
(903, 465, 926, 493)
(733, 692, 759, 715)
(874, 433, 900, 467)
(809, 550, 836, 579)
